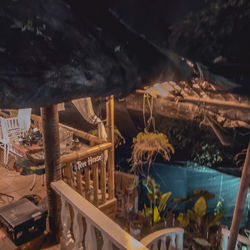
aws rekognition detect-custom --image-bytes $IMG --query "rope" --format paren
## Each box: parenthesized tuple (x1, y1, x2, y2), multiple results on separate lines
(143, 93, 156, 132)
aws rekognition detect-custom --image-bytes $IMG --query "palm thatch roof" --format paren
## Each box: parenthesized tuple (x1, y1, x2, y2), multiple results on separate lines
(0, 0, 249, 109)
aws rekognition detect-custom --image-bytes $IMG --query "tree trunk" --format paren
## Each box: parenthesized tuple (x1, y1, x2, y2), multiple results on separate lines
(41, 105, 61, 242)
(227, 142, 250, 250)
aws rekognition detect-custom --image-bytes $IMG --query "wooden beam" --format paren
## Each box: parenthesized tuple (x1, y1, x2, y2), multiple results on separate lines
(227, 142, 250, 250)
(41, 105, 61, 242)
(60, 142, 112, 164)
(136, 89, 250, 110)
(106, 95, 115, 200)
(31, 113, 105, 144)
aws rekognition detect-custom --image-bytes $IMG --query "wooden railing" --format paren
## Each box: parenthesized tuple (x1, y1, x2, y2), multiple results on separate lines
(140, 228, 184, 250)
(51, 180, 148, 250)
(61, 142, 114, 208)
(1, 109, 116, 212)
(220, 227, 250, 250)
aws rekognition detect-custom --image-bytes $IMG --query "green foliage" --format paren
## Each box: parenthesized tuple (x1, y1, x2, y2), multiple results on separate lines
(130, 130, 174, 173)
(141, 176, 171, 225)
(193, 196, 207, 218)
(172, 189, 215, 204)
(193, 143, 223, 167)
(168, 0, 250, 66)
(214, 195, 224, 215)
(176, 193, 224, 248)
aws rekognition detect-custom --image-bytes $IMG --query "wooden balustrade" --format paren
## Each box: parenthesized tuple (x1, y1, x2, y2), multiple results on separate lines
(140, 228, 184, 250)
(61, 142, 113, 209)
(51, 180, 148, 250)
(220, 227, 250, 250)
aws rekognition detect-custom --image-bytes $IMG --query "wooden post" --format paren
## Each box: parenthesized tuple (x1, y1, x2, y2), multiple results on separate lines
(100, 162, 106, 204)
(92, 163, 99, 207)
(85, 167, 91, 201)
(65, 162, 73, 186)
(76, 171, 83, 195)
(41, 105, 61, 242)
(106, 95, 115, 200)
(227, 142, 250, 250)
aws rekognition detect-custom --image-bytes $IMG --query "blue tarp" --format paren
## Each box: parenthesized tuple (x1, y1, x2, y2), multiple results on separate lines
(145, 162, 250, 227)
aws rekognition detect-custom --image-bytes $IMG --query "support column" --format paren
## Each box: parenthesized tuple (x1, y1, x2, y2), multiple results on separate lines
(106, 95, 115, 199)
(227, 142, 250, 250)
(41, 105, 61, 242)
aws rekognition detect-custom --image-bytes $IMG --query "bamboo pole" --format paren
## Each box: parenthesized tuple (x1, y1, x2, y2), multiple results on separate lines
(92, 163, 99, 207)
(136, 90, 250, 110)
(227, 142, 250, 250)
(31, 114, 106, 144)
(106, 95, 115, 200)
(100, 162, 106, 204)
(76, 171, 83, 195)
(65, 162, 73, 186)
(60, 142, 111, 164)
(41, 105, 61, 242)
(85, 167, 90, 201)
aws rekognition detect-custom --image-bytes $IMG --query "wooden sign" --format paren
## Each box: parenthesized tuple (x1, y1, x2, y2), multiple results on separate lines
(73, 154, 104, 172)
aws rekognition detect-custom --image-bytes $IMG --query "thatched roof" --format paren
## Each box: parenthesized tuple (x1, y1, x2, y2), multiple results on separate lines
(0, 0, 249, 108)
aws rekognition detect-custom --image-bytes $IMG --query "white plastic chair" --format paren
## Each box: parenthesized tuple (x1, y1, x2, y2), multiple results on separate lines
(0, 108, 31, 165)
(17, 108, 32, 136)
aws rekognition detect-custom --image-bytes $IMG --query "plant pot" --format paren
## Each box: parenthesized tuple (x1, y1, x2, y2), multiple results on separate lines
(130, 220, 143, 239)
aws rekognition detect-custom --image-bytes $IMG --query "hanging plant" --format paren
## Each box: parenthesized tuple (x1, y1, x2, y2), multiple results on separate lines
(130, 129, 174, 174)
(130, 93, 174, 174)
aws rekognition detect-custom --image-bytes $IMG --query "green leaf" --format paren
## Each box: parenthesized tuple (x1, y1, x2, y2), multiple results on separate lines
(171, 196, 190, 203)
(187, 209, 199, 222)
(193, 196, 207, 218)
(206, 212, 224, 232)
(147, 193, 154, 202)
(177, 213, 190, 227)
(153, 207, 161, 223)
(144, 204, 151, 218)
(193, 190, 215, 200)
(158, 192, 171, 213)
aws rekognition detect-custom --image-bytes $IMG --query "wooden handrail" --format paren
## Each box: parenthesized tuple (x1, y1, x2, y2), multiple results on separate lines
(60, 142, 112, 164)
(141, 228, 184, 250)
(51, 180, 148, 250)
(221, 227, 250, 249)
(31, 113, 106, 144)
(0, 110, 106, 144)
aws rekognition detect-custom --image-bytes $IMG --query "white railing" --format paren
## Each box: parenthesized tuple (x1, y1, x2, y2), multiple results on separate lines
(221, 227, 250, 250)
(140, 228, 184, 250)
(51, 180, 148, 250)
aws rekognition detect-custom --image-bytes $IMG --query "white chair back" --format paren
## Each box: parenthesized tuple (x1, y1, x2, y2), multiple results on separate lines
(0, 116, 20, 140)
(17, 108, 32, 134)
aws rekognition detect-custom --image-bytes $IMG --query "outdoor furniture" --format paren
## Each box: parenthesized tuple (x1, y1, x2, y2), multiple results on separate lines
(0, 109, 31, 165)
